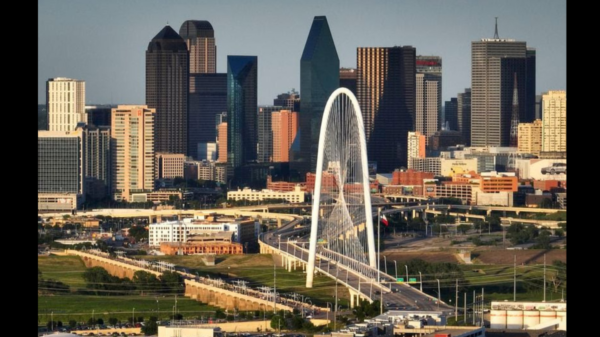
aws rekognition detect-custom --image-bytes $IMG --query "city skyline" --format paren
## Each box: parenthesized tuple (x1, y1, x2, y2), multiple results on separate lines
(38, 0, 566, 106)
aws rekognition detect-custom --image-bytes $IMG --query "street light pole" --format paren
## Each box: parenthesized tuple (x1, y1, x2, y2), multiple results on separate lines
(377, 207, 381, 283)
(419, 271, 423, 292)
(384, 255, 387, 275)
(436, 279, 440, 310)
(405, 265, 408, 284)
(394, 260, 398, 279)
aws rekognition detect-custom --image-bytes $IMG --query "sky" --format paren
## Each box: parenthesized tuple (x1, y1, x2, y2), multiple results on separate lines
(38, 0, 566, 106)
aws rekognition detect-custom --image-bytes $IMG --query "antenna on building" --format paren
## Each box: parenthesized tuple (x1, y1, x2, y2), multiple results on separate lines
(494, 17, 499, 39)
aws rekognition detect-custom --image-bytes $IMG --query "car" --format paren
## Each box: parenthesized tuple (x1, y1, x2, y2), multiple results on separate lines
(541, 162, 566, 175)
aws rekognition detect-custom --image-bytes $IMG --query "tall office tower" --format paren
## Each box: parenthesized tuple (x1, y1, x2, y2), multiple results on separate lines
(146, 25, 189, 155)
(272, 110, 298, 163)
(217, 122, 228, 163)
(179, 20, 216, 74)
(509, 74, 520, 147)
(407, 131, 426, 163)
(471, 21, 534, 147)
(444, 98, 458, 131)
(111, 105, 156, 201)
(535, 95, 542, 120)
(38, 128, 85, 195)
(457, 88, 472, 146)
(188, 73, 227, 158)
(541, 90, 567, 153)
(85, 105, 113, 127)
(274, 90, 300, 112)
(416, 56, 442, 132)
(47, 77, 86, 132)
(227, 56, 258, 176)
(518, 119, 542, 157)
(339, 67, 357, 96)
(292, 16, 339, 177)
(526, 48, 536, 122)
(357, 46, 416, 172)
(257, 106, 285, 162)
(155, 153, 185, 180)
(84, 125, 111, 198)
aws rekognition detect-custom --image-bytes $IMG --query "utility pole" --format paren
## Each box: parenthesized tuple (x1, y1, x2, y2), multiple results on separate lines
(377, 207, 381, 283)
(481, 288, 485, 326)
(543, 253, 546, 302)
(513, 255, 516, 301)
(334, 262, 338, 332)
(464, 292, 466, 325)
(273, 264, 277, 313)
(455, 279, 458, 319)
(473, 290, 476, 325)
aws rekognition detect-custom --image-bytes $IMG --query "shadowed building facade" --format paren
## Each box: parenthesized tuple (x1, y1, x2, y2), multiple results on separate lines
(416, 56, 442, 142)
(457, 88, 471, 146)
(227, 56, 258, 180)
(357, 46, 416, 172)
(291, 16, 339, 177)
(188, 73, 227, 158)
(179, 20, 216, 74)
(146, 25, 189, 155)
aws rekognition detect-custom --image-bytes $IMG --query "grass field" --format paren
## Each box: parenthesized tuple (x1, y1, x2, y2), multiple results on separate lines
(38, 294, 220, 323)
(38, 255, 87, 291)
(142, 254, 350, 308)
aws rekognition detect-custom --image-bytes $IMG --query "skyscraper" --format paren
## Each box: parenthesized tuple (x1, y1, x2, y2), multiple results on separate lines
(188, 73, 227, 158)
(541, 90, 566, 154)
(357, 46, 416, 172)
(407, 131, 426, 162)
(471, 22, 534, 147)
(457, 88, 472, 146)
(47, 77, 86, 132)
(291, 16, 339, 177)
(111, 105, 156, 201)
(83, 124, 111, 198)
(227, 56, 258, 178)
(444, 98, 458, 131)
(518, 119, 542, 157)
(38, 128, 85, 195)
(416, 56, 442, 137)
(146, 25, 189, 155)
(179, 20, 217, 74)
(272, 110, 298, 163)
(257, 105, 285, 163)
(217, 122, 228, 163)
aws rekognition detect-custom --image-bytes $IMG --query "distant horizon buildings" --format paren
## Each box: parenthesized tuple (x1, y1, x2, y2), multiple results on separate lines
(457, 88, 472, 146)
(146, 25, 189, 156)
(471, 22, 535, 147)
(272, 110, 298, 163)
(518, 119, 542, 157)
(47, 77, 86, 132)
(357, 46, 416, 172)
(291, 16, 340, 178)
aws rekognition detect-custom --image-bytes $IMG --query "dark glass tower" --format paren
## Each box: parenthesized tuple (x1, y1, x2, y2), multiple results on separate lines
(291, 16, 339, 178)
(357, 46, 416, 172)
(444, 98, 458, 131)
(457, 88, 472, 146)
(227, 56, 258, 178)
(188, 73, 227, 158)
(146, 25, 189, 155)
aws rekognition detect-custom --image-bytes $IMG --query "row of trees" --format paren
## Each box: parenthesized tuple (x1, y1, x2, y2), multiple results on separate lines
(82, 267, 183, 296)
(506, 223, 564, 248)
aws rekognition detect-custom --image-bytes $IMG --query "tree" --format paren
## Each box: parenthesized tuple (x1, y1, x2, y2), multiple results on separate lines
(532, 230, 552, 249)
(96, 318, 104, 325)
(133, 271, 160, 295)
(506, 223, 538, 245)
(270, 314, 284, 330)
(69, 320, 77, 328)
(160, 271, 183, 294)
(142, 317, 158, 335)
(457, 224, 471, 235)
(128, 225, 149, 242)
(550, 260, 566, 293)
(108, 317, 118, 326)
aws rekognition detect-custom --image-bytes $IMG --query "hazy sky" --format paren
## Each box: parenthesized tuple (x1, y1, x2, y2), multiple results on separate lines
(38, 0, 566, 106)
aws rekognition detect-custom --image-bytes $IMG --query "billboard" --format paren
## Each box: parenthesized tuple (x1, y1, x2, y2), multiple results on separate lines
(440, 158, 478, 176)
(515, 159, 567, 181)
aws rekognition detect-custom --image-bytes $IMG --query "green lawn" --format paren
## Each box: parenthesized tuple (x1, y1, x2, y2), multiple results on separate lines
(38, 255, 87, 290)
(143, 254, 350, 308)
(38, 294, 220, 323)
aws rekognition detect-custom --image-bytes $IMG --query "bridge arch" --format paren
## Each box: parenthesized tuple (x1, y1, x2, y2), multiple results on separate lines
(306, 88, 376, 288)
